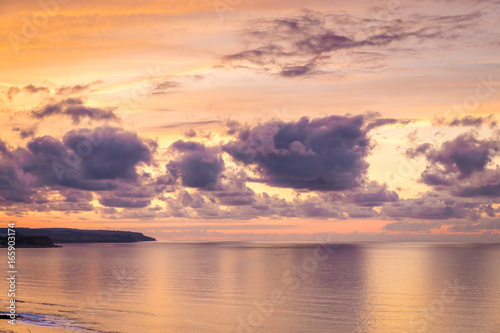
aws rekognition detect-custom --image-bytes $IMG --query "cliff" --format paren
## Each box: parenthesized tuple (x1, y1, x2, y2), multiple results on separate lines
(0, 234, 60, 248)
(0, 228, 156, 244)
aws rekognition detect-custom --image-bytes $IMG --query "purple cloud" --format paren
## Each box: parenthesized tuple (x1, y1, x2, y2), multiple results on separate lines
(0, 127, 157, 204)
(32, 98, 118, 124)
(407, 132, 499, 186)
(167, 140, 224, 189)
(223, 115, 370, 191)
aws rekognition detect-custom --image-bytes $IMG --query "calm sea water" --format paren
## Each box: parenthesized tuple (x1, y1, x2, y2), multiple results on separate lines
(1, 242, 500, 332)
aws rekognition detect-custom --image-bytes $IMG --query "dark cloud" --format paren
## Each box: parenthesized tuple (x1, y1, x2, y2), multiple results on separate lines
(0, 140, 11, 157)
(0, 127, 157, 205)
(407, 132, 499, 186)
(61, 190, 93, 203)
(433, 115, 497, 128)
(225, 119, 246, 136)
(6, 85, 50, 100)
(351, 184, 399, 206)
(12, 124, 37, 139)
(277, 61, 317, 77)
(0, 164, 34, 203)
(56, 80, 103, 95)
(46, 201, 94, 212)
(21, 134, 121, 191)
(3, 81, 103, 106)
(223, 115, 370, 191)
(295, 33, 359, 54)
(32, 98, 118, 124)
(364, 118, 412, 132)
(0, 139, 34, 203)
(23, 84, 50, 94)
(167, 140, 224, 189)
(380, 193, 484, 220)
(99, 197, 151, 208)
(170, 140, 206, 152)
(222, 10, 481, 77)
(459, 182, 500, 197)
(22, 189, 95, 213)
(212, 191, 256, 206)
(63, 127, 157, 181)
(22, 135, 70, 186)
(177, 190, 207, 209)
(152, 80, 181, 95)
(406, 142, 432, 158)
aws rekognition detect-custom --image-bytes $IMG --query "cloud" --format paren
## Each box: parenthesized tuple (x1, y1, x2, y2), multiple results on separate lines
(61, 190, 94, 203)
(433, 114, 497, 128)
(6, 85, 50, 100)
(170, 140, 206, 152)
(98, 196, 151, 208)
(0, 127, 157, 204)
(212, 191, 256, 206)
(0, 164, 34, 204)
(223, 115, 370, 191)
(383, 221, 441, 232)
(0, 139, 35, 203)
(6, 87, 20, 100)
(459, 182, 500, 197)
(380, 192, 485, 220)
(364, 117, 413, 132)
(12, 124, 38, 139)
(23, 84, 50, 94)
(448, 219, 500, 232)
(407, 132, 499, 186)
(56, 80, 103, 96)
(167, 140, 224, 189)
(350, 182, 399, 206)
(63, 127, 157, 181)
(31, 97, 118, 124)
(221, 10, 481, 77)
(279, 62, 317, 77)
(152, 80, 181, 95)
(1, 112, 497, 227)
(44, 201, 94, 212)
(184, 129, 197, 138)
(0, 140, 11, 157)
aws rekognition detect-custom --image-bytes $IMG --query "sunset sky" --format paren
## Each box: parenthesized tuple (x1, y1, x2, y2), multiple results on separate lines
(1, 0, 500, 241)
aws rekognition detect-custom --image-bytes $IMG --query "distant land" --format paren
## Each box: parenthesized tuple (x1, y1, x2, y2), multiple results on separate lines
(0, 234, 60, 248)
(0, 228, 156, 247)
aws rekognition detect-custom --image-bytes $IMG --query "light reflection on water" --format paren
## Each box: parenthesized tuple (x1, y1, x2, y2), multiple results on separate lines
(1, 242, 499, 332)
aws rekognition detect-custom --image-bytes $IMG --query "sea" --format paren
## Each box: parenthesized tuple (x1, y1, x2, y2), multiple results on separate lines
(1, 242, 499, 332)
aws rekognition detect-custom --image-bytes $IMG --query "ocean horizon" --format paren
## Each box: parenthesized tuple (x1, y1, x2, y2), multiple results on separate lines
(1, 241, 499, 332)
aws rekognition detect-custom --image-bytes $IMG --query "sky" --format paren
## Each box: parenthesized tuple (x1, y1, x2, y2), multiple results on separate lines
(1, 0, 500, 241)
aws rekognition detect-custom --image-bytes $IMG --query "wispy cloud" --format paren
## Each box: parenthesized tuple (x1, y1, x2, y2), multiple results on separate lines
(221, 10, 483, 77)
